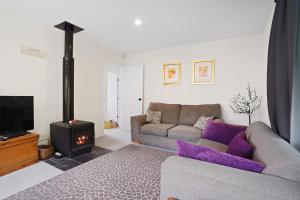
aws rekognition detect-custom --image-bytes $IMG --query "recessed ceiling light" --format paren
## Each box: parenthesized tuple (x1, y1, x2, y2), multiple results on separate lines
(134, 19, 142, 26)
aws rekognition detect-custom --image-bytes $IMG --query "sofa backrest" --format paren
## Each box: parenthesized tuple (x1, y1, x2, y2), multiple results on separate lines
(246, 121, 300, 182)
(147, 103, 221, 125)
(148, 102, 181, 124)
(179, 104, 221, 126)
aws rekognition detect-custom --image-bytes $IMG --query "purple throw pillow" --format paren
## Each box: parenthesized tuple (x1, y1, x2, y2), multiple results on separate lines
(177, 140, 265, 173)
(202, 120, 247, 145)
(227, 131, 253, 158)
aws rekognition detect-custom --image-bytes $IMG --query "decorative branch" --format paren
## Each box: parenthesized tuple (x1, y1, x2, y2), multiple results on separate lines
(229, 82, 262, 125)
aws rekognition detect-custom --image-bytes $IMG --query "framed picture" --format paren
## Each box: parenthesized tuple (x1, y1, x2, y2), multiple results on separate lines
(162, 63, 181, 85)
(192, 59, 215, 84)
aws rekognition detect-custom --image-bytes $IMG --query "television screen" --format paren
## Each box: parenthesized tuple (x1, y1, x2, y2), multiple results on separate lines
(0, 96, 34, 136)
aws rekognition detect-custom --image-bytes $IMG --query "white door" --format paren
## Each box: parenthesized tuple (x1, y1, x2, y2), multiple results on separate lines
(119, 66, 144, 131)
(106, 72, 119, 122)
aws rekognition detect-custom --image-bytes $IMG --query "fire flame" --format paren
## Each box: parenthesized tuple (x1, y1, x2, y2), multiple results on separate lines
(76, 135, 89, 145)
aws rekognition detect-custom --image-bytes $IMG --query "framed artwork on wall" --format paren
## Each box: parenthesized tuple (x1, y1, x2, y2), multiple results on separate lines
(162, 63, 181, 85)
(192, 59, 215, 84)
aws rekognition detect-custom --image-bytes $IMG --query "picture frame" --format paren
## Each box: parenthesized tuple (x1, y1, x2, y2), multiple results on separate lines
(192, 59, 215, 84)
(162, 62, 181, 85)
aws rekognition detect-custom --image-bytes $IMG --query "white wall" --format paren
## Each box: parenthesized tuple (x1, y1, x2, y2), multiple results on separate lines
(74, 36, 123, 137)
(0, 12, 123, 140)
(0, 13, 62, 140)
(124, 34, 270, 125)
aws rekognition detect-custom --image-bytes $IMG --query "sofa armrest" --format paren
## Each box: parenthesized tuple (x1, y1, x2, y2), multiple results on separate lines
(130, 114, 146, 143)
(161, 156, 300, 200)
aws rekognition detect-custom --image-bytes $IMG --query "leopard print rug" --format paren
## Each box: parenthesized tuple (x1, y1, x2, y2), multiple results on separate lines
(6, 144, 174, 200)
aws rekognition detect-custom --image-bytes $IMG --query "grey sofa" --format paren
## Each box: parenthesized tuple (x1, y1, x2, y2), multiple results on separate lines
(130, 102, 221, 151)
(161, 122, 300, 200)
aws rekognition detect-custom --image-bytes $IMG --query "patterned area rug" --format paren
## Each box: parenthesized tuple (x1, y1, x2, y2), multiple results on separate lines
(6, 144, 174, 200)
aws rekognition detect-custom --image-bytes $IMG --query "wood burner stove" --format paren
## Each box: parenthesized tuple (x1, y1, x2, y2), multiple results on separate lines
(50, 121, 94, 158)
(50, 22, 95, 157)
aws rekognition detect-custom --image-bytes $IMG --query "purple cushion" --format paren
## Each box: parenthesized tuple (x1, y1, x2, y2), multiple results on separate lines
(202, 120, 247, 145)
(227, 131, 253, 158)
(177, 140, 265, 173)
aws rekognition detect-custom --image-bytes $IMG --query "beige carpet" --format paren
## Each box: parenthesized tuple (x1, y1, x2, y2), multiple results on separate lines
(95, 128, 131, 151)
(0, 162, 63, 200)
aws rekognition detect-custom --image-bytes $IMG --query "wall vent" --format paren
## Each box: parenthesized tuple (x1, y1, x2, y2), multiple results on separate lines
(20, 46, 47, 58)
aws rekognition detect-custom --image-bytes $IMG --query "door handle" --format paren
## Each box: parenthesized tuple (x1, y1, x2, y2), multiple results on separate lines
(138, 98, 142, 101)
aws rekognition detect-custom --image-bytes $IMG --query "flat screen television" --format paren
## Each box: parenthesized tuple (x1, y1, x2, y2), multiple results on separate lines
(0, 96, 34, 138)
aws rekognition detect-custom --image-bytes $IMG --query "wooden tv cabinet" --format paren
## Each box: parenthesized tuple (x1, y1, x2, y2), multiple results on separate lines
(0, 133, 39, 176)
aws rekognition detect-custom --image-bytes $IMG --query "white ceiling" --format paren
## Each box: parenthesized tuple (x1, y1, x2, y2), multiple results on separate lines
(0, 0, 274, 54)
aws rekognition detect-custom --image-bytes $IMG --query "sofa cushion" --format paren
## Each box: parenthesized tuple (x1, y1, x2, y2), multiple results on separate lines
(197, 139, 228, 152)
(246, 121, 300, 182)
(202, 120, 247, 145)
(177, 140, 265, 173)
(148, 102, 181, 124)
(168, 125, 201, 142)
(146, 110, 162, 124)
(194, 116, 214, 130)
(227, 131, 253, 158)
(179, 104, 221, 125)
(178, 105, 200, 125)
(140, 123, 176, 137)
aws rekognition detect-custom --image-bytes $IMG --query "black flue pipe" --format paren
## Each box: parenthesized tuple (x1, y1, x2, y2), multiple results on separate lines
(55, 21, 84, 122)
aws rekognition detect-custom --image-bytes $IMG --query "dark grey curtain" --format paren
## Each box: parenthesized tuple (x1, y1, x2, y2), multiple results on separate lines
(267, 0, 300, 142)
(290, 5, 300, 151)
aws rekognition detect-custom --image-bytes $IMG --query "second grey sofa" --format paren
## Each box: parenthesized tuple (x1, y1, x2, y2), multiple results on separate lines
(160, 122, 300, 200)
(130, 102, 221, 151)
